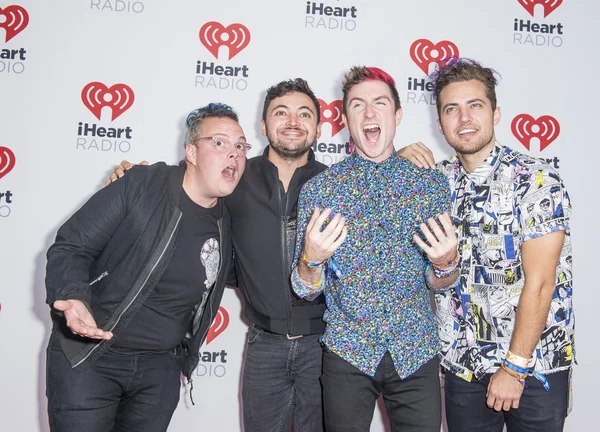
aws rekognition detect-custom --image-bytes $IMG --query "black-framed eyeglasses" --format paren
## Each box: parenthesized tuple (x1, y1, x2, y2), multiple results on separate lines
(197, 136, 252, 155)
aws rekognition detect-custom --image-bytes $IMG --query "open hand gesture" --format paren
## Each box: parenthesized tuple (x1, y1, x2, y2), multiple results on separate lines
(53, 299, 113, 340)
(302, 208, 348, 264)
(413, 212, 458, 266)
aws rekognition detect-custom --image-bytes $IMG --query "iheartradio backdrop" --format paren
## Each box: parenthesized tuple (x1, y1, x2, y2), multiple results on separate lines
(0, 1, 597, 431)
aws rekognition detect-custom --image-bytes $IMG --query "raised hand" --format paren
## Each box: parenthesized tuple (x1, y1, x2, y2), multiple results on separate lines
(104, 160, 148, 186)
(398, 142, 436, 169)
(413, 212, 458, 266)
(53, 299, 113, 340)
(302, 208, 348, 265)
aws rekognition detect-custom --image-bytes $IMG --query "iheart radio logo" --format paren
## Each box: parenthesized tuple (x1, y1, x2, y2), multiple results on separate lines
(518, 0, 562, 18)
(318, 99, 344, 137)
(81, 82, 135, 121)
(511, 114, 560, 151)
(0, 5, 29, 43)
(0, 146, 16, 179)
(206, 306, 229, 344)
(410, 39, 459, 75)
(199, 22, 251, 60)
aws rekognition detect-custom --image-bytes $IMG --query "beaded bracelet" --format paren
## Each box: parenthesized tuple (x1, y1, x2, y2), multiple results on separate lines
(500, 363, 528, 387)
(433, 253, 460, 278)
(500, 362, 528, 380)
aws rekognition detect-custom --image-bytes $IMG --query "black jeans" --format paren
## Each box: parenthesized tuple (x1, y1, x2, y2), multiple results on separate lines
(46, 334, 183, 432)
(322, 350, 441, 432)
(444, 369, 569, 432)
(242, 326, 324, 432)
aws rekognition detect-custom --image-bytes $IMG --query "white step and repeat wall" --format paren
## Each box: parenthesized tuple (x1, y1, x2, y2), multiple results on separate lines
(1, 0, 597, 430)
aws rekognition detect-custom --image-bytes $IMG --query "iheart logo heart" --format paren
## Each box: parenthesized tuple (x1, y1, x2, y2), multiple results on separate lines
(318, 99, 344, 137)
(0, 5, 29, 43)
(410, 39, 459, 75)
(199, 22, 251, 60)
(81, 82, 135, 121)
(0, 146, 16, 180)
(511, 114, 560, 151)
(206, 306, 229, 344)
(518, 0, 562, 18)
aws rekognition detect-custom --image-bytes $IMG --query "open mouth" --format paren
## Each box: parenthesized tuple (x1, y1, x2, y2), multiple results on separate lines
(222, 165, 236, 180)
(363, 124, 380, 144)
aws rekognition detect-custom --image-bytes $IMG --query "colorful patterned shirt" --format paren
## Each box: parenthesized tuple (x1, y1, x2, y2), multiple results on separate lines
(291, 152, 451, 378)
(435, 144, 575, 381)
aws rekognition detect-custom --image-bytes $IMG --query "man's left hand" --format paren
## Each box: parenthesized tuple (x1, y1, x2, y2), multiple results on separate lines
(413, 212, 458, 266)
(486, 367, 525, 411)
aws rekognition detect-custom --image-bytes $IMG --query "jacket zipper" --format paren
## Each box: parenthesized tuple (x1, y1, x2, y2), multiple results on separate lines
(90, 271, 109, 286)
(279, 181, 294, 336)
(73, 212, 183, 368)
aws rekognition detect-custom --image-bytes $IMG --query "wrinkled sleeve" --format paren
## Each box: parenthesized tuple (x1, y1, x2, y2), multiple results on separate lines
(291, 180, 326, 300)
(519, 166, 571, 242)
(45, 173, 130, 311)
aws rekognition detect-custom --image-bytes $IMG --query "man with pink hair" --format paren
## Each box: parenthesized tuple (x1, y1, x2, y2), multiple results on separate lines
(291, 66, 459, 431)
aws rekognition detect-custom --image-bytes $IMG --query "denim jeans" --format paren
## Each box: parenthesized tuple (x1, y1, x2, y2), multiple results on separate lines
(241, 325, 324, 432)
(444, 369, 569, 432)
(322, 350, 441, 432)
(46, 334, 182, 432)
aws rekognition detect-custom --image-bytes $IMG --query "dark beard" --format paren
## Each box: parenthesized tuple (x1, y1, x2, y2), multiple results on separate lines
(269, 139, 312, 161)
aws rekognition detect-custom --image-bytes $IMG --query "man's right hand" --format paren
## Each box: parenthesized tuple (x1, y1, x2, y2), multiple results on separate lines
(303, 208, 348, 265)
(104, 160, 148, 186)
(398, 142, 436, 169)
(53, 299, 113, 340)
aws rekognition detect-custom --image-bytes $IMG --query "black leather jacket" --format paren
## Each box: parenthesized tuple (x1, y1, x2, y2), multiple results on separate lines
(225, 147, 328, 336)
(45, 163, 232, 382)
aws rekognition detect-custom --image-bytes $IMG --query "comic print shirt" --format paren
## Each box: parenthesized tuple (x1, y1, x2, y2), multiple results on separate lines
(435, 144, 575, 381)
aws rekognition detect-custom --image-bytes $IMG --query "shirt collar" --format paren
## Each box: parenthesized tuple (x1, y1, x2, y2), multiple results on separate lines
(458, 143, 504, 186)
(347, 149, 400, 171)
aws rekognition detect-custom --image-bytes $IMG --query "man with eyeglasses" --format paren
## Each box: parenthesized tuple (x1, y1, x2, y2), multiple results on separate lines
(44, 103, 247, 432)
(106, 79, 328, 431)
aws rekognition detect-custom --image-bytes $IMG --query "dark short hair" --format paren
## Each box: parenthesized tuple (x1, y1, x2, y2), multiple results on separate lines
(342, 66, 401, 116)
(262, 78, 321, 124)
(185, 103, 239, 148)
(430, 58, 500, 116)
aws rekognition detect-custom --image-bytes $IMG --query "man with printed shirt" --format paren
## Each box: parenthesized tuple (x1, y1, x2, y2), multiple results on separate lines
(45, 103, 247, 432)
(291, 66, 460, 432)
(402, 58, 575, 432)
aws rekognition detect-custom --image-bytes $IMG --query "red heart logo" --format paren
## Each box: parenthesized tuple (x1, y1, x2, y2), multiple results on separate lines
(199, 22, 251, 60)
(206, 306, 229, 344)
(0, 5, 29, 43)
(0, 147, 16, 180)
(81, 82, 135, 121)
(518, 0, 563, 18)
(318, 99, 344, 137)
(511, 114, 560, 152)
(410, 39, 459, 75)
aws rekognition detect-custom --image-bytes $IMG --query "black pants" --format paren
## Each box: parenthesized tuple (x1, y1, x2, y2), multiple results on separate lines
(444, 369, 569, 432)
(322, 350, 441, 432)
(46, 334, 183, 432)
